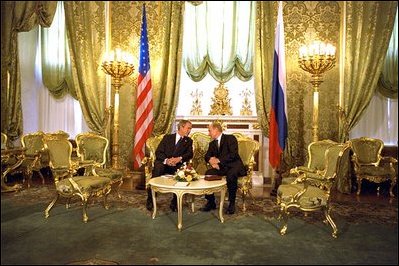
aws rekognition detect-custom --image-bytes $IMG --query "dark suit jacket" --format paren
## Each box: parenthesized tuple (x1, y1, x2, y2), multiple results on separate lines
(155, 133, 193, 166)
(205, 134, 246, 175)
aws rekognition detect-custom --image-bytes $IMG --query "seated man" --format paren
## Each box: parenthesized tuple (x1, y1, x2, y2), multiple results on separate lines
(201, 121, 246, 215)
(146, 120, 193, 212)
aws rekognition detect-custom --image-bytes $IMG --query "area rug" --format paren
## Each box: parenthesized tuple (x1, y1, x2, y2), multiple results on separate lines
(4, 185, 398, 227)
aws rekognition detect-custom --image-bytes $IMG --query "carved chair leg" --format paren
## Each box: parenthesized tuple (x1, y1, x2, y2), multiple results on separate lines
(279, 207, 289, 236)
(82, 197, 89, 223)
(37, 170, 45, 185)
(324, 208, 338, 238)
(356, 177, 362, 196)
(66, 198, 71, 209)
(24, 169, 33, 188)
(389, 178, 396, 197)
(116, 179, 123, 199)
(44, 194, 59, 219)
(104, 186, 111, 210)
(242, 191, 247, 212)
(103, 194, 109, 210)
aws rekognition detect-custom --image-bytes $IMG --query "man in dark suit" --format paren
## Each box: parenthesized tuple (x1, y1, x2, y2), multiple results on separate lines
(201, 121, 246, 214)
(146, 120, 193, 212)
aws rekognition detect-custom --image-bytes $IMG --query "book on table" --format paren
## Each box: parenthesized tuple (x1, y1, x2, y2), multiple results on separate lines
(204, 175, 222, 181)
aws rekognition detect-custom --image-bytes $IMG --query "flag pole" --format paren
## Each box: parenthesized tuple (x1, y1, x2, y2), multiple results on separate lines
(268, 1, 288, 192)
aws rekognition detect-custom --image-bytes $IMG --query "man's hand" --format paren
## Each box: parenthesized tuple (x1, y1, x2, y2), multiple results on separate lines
(166, 156, 182, 166)
(209, 157, 220, 169)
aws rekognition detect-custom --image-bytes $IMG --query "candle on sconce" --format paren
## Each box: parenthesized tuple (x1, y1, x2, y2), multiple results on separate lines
(298, 40, 336, 141)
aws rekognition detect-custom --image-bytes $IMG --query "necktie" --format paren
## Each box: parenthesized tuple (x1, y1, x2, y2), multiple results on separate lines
(176, 137, 183, 146)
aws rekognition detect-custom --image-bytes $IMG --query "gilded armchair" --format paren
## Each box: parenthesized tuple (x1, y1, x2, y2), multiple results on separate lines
(1, 132, 25, 192)
(142, 134, 165, 188)
(20, 131, 47, 187)
(235, 134, 260, 212)
(282, 139, 338, 184)
(44, 136, 111, 223)
(349, 137, 397, 197)
(75, 132, 124, 198)
(39, 130, 71, 172)
(276, 143, 350, 238)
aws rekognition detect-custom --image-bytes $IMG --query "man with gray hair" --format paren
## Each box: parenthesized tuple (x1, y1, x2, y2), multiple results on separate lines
(146, 120, 193, 212)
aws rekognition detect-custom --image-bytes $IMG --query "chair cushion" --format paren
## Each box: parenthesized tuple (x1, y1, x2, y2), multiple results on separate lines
(56, 176, 110, 194)
(356, 165, 393, 176)
(277, 183, 328, 208)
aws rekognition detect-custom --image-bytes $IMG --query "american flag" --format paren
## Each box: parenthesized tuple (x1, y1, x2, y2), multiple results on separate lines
(133, 5, 154, 170)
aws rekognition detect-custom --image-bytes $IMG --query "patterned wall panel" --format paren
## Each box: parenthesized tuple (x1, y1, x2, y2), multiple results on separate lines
(283, 1, 340, 166)
(109, 1, 341, 172)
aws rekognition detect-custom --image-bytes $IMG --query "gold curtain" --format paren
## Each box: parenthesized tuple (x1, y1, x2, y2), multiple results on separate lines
(0, 1, 57, 140)
(254, 1, 274, 138)
(339, 1, 398, 142)
(64, 2, 107, 134)
(376, 7, 398, 99)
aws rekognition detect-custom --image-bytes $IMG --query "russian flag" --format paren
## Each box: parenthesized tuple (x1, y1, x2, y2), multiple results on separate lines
(269, 1, 288, 169)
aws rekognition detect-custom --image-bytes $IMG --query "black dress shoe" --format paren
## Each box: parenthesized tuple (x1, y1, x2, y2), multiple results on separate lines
(225, 203, 235, 215)
(200, 201, 217, 212)
(146, 197, 153, 211)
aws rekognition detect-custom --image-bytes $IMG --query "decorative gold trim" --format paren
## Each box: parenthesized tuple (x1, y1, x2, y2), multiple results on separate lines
(190, 88, 203, 115)
(209, 83, 233, 116)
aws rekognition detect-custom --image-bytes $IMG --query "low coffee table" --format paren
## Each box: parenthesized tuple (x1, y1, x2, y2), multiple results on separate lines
(148, 175, 226, 231)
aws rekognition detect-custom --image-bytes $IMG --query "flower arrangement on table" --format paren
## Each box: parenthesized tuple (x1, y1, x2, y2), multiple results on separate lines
(174, 162, 199, 182)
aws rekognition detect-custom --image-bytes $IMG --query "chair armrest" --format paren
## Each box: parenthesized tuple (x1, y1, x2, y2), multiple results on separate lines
(141, 156, 153, 187)
(76, 160, 99, 176)
(381, 156, 398, 164)
(302, 173, 334, 191)
(290, 166, 317, 176)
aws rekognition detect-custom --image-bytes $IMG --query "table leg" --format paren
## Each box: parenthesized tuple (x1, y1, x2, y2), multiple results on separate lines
(219, 187, 226, 223)
(177, 192, 183, 231)
(191, 194, 195, 213)
(151, 189, 157, 219)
